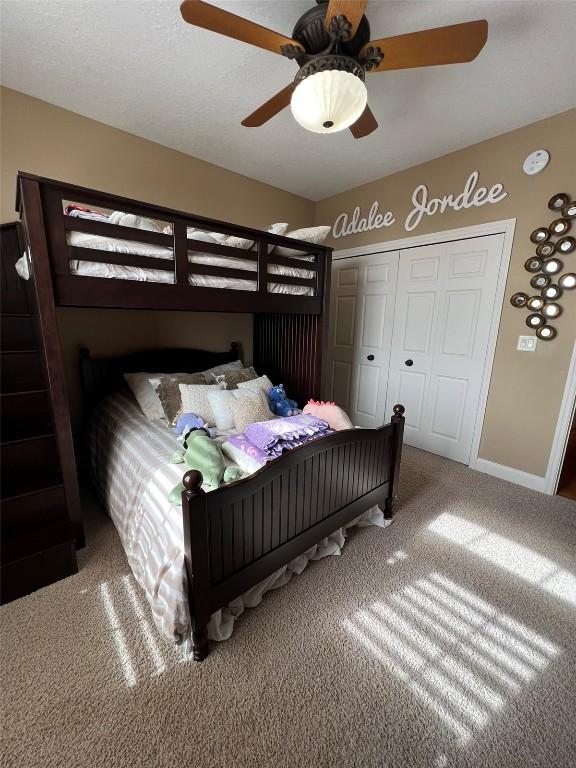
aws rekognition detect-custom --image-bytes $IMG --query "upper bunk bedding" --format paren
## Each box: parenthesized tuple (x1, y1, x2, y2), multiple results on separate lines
(89, 390, 386, 646)
(64, 229, 317, 295)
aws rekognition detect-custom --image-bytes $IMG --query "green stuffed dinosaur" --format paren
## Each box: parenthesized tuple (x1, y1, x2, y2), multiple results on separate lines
(168, 428, 242, 504)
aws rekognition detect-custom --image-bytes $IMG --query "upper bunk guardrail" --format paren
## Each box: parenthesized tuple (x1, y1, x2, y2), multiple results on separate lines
(16, 173, 329, 312)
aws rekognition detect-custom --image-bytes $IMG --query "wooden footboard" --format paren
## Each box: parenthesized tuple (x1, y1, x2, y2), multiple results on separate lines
(181, 405, 405, 660)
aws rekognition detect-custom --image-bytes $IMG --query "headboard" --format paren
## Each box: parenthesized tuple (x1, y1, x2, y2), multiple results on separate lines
(79, 341, 241, 409)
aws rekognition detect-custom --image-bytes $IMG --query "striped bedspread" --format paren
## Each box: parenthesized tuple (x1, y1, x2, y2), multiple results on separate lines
(89, 392, 203, 643)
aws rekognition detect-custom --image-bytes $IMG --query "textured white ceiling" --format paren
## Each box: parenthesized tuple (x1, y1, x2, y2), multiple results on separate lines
(1, 0, 575, 200)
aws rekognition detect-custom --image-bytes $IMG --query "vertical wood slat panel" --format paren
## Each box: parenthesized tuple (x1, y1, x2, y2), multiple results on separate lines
(287, 468, 296, 540)
(206, 429, 395, 586)
(222, 506, 234, 578)
(244, 496, 253, 565)
(272, 476, 281, 549)
(262, 483, 273, 553)
(253, 313, 322, 405)
(209, 509, 223, 584)
(233, 501, 244, 571)
(253, 490, 263, 560)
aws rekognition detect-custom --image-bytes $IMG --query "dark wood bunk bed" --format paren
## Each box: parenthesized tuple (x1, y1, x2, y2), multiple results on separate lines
(16, 171, 405, 660)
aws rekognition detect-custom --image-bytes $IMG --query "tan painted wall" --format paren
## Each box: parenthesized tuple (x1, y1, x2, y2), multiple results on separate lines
(315, 108, 576, 478)
(0, 87, 315, 433)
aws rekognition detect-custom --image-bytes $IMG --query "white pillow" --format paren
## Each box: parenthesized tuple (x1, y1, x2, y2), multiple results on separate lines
(108, 212, 162, 232)
(123, 372, 165, 421)
(225, 234, 253, 250)
(237, 374, 273, 394)
(179, 383, 222, 426)
(186, 228, 226, 244)
(202, 359, 244, 382)
(207, 388, 257, 431)
(274, 225, 331, 257)
(268, 223, 289, 236)
(207, 389, 236, 431)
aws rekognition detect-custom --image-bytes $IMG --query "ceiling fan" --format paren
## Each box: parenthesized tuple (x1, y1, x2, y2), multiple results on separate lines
(180, 0, 488, 139)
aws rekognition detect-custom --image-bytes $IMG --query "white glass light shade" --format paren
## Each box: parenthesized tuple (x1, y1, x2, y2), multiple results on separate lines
(291, 70, 367, 134)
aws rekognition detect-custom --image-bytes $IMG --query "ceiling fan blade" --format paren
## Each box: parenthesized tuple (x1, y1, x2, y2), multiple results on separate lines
(362, 20, 488, 72)
(350, 105, 378, 138)
(242, 84, 294, 127)
(180, 1, 303, 56)
(324, 1, 368, 38)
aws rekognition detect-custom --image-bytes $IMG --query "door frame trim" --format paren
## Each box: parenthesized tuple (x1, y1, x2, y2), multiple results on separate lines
(544, 339, 576, 494)
(334, 218, 516, 472)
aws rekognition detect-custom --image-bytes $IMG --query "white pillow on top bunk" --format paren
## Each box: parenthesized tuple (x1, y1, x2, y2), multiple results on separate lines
(108, 211, 163, 232)
(274, 225, 331, 257)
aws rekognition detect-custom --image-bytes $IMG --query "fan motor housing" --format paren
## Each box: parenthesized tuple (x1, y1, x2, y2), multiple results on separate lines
(292, 3, 371, 59)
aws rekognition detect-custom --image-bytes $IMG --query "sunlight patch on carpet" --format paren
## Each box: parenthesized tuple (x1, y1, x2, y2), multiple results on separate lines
(342, 573, 560, 746)
(427, 513, 576, 607)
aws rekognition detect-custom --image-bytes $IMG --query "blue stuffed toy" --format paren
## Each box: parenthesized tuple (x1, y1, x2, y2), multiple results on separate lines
(268, 384, 298, 417)
(173, 412, 217, 439)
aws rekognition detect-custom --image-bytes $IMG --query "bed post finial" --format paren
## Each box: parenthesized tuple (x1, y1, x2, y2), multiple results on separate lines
(183, 469, 204, 497)
(392, 403, 405, 418)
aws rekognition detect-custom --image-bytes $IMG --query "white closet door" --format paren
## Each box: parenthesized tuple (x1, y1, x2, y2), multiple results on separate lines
(385, 234, 504, 463)
(327, 252, 399, 428)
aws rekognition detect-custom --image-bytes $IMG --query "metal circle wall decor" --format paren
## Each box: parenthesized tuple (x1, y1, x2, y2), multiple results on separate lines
(548, 193, 570, 211)
(530, 227, 549, 243)
(556, 236, 575, 254)
(510, 292, 529, 308)
(536, 241, 556, 258)
(558, 273, 576, 290)
(530, 273, 550, 289)
(543, 258, 563, 275)
(510, 190, 574, 342)
(542, 302, 562, 318)
(524, 257, 543, 273)
(526, 313, 545, 328)
(550, 218, 571, 236)
(542, 283, 562, 300)
(526, 295, 545, 311)
(536, 325, 557, 341)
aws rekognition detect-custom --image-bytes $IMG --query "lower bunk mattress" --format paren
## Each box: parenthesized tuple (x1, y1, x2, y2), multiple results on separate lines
(89, 392, 387, 644)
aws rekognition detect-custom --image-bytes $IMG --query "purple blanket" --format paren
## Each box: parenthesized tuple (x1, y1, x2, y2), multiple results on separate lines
(227, 434, 271, 467)
(244, 414, 333, 458)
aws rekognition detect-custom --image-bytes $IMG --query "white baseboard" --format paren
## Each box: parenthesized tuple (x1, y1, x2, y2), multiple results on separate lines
(473, 458, 547, 493)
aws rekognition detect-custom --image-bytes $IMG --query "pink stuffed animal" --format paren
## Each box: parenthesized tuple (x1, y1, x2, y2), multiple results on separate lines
(303, 399, 353, 431)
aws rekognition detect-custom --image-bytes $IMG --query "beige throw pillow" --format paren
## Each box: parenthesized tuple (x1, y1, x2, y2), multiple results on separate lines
(179, 383, 222, 426)
(229, 390, 273, 431)
(237, 374, 273, 394)
(152, 373, 206, 425)
(202, 359, 244, 382)
(215, 367, 258, 390)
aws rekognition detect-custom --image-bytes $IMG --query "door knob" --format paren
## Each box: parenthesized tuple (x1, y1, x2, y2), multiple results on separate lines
(405, 359, 414, 366)
(367, 354, 375, 361)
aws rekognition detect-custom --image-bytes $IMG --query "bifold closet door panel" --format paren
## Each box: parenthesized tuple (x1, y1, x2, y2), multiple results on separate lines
(326, 252, 399, 428)
(385, 234, 505, 464)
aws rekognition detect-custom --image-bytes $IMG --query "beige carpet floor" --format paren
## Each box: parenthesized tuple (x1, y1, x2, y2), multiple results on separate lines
(1, 446, 576, 768)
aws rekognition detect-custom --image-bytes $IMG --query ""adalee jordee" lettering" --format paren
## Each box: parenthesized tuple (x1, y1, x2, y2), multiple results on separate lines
(331, 171, 508, 239)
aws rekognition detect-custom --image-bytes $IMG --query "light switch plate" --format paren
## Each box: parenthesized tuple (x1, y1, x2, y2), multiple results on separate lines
(517, 335, 537, 351)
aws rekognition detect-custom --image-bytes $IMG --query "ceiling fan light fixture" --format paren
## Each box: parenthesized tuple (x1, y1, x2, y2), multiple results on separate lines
(290, 56, 367, 134)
